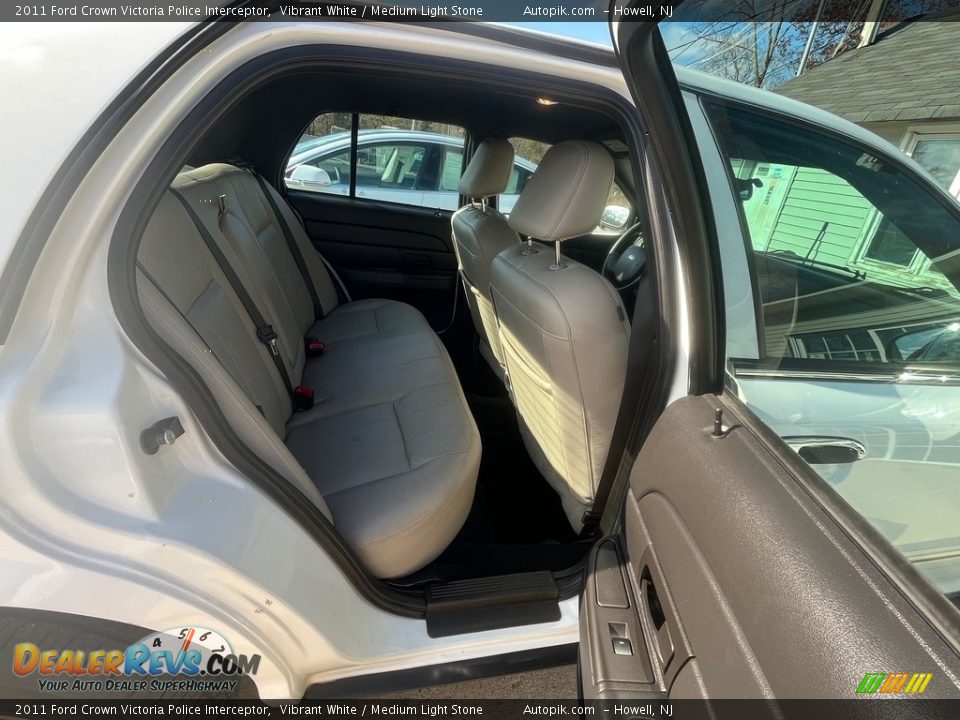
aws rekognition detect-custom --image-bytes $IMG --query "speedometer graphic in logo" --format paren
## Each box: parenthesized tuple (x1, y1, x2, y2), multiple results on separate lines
(129, 626, 234, 676)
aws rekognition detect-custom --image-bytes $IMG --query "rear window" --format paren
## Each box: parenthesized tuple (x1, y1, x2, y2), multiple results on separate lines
(286, 113, 466, 211)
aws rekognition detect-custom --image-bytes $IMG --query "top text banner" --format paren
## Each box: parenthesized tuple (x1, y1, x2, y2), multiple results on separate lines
(10, 0, 950, 23)
(4, 0, 676, 22)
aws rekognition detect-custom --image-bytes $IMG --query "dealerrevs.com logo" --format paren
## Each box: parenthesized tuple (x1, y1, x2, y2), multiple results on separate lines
(12, 626, 260, 694)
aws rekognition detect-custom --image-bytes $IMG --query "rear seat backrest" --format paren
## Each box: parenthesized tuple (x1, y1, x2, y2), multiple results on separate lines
(137, 193, 292, 435)
(137, 195, 332, 516)
(173, 164, 340, 380)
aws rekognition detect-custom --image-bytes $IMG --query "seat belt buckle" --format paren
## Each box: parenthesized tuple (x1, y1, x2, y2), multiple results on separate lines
(257, 325, 280, 355)
(305, 337, 325, 358)
(580, 509, 602, 531)
(293, 385, 315, 411)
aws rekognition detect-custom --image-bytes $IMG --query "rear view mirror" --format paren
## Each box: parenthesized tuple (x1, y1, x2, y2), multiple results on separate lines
(599, 204, 630, 231)
(736, 177, 763, 201)
(288, 165, 333, 187)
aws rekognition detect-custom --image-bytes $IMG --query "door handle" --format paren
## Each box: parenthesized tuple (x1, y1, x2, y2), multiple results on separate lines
(783, 436, 866, 464)
(402, 252, 432, 268)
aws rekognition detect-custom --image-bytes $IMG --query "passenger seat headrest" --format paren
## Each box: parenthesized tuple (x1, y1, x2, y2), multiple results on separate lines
(508, 140, 614, 241)
(458, 138, 515, 199)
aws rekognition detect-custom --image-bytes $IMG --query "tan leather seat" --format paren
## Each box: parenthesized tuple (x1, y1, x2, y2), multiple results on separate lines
(451, 139, 519, 381)
(137, 164, 480, 578)
(489, 141, 629, 531)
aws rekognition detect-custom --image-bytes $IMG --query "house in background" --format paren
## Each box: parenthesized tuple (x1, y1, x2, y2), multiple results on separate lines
(726, 15, 960, 295)
(778, 14, 960, 185)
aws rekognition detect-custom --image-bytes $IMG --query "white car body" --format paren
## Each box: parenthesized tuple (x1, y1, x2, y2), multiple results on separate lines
(0, 19, 956, 698)
(0, 21, 650, 699)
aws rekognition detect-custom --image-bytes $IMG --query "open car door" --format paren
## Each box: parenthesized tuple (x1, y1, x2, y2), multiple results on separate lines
(577, 2, 960, 704)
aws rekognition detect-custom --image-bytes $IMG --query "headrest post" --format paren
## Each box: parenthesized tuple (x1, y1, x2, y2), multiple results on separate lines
(549, 242, 565, 271)
(522, 237, 538, 255)
(481, 197, 488, 213)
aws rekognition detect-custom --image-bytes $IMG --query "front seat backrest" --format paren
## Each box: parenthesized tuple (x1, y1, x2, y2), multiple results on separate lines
(451, 138, 519, 381)
(490, 140, 629, 531)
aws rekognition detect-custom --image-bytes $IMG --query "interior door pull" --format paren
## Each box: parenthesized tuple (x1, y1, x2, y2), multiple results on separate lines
(402, 251, 431, 267)
(643, 579, 674, 669)
(783, 436, 866, 465)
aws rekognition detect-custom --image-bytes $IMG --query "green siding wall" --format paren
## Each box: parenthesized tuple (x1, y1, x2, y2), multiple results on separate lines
(737, 162, 953, 293)
(766, 168, 873, 267)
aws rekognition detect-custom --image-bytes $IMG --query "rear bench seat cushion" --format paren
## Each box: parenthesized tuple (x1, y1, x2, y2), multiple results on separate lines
(308, 298, 431, 348)
(137, 167, 481, 579)
(286, 373, 480, 578)
(287, 324, 480, 578)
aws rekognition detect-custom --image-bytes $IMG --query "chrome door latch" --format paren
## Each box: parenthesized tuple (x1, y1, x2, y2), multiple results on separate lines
(140, 416, 185, 455)
(783, 436, 867, 465)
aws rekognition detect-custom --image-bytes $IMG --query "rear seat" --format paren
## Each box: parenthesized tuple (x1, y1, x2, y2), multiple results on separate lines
(136, 163, 480, 578)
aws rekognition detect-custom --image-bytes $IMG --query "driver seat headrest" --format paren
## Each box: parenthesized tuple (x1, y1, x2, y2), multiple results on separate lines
(507, 140, 614, 242)
(458, 138, 515, 199)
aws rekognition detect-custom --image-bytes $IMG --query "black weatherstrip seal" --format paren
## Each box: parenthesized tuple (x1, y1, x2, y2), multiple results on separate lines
(108, 44, 651, 616)
(615, 12, 725, 394)
(411, 20, 620, 69)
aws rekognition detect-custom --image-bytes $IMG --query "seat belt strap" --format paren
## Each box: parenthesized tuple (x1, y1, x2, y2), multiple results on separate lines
(253, 173, 325, 321)
(581, 278, 657, 537)
(170, 189, 295, 397)
(286, 196, 350, 305)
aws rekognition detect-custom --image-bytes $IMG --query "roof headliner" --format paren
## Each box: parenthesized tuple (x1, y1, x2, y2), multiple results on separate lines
(190, 67, 625, 177)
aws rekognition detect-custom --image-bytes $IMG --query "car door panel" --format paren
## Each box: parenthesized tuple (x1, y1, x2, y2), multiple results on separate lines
(355, 186, 426, 207)
(288, 190, 457, 328)
(581, 4, 960, 702)
(581, 394, 960, 701)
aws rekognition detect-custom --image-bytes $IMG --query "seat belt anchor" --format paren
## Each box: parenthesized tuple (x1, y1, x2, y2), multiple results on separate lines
(293, 385, 315, 411)
(305, 337, 325, 357)
(580, 509, 602, 531)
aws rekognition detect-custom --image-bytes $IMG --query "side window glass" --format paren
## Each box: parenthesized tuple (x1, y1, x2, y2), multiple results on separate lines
(438, 147, 463, 193)
(359, 143, 426, 190)
(505, 166, 532, 195)
(286, 113, 464, 210)
(286, 112, 352, 195)
(507, 137, 549, 199)
(706, 101, 960, 599)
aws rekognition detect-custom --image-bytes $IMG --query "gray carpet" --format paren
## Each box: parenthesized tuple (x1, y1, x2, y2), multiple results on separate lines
(366, 664, 578, 699)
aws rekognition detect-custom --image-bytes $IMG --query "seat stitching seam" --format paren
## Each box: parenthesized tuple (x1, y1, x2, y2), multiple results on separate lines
(546, 142, 589, 239)
(392, 400, 412, 471)
(489, 283, 569, 341)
